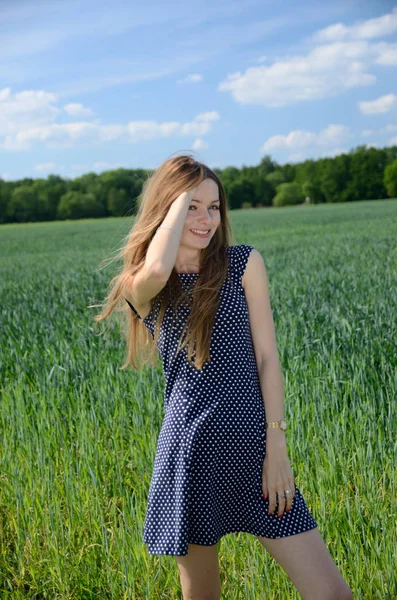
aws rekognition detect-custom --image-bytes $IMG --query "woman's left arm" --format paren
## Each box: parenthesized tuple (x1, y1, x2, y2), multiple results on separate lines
(243, 249, 296, 516)
(257, 356, 296, 516)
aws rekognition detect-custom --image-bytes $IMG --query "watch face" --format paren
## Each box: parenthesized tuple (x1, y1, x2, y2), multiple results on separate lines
(280, 419, 287, 431)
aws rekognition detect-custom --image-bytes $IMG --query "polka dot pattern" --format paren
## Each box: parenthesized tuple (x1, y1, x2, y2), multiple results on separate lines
(127, 244, 317, 556)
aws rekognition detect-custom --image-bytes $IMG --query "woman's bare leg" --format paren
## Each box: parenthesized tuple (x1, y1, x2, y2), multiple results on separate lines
(257, 528, 353, 600)
(175, 542, 221, 600)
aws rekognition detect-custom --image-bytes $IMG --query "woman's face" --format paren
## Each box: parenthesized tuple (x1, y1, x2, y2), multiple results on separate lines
(182, 178, 221, 246)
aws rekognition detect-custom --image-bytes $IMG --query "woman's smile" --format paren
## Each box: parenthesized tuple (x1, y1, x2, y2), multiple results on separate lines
(189, 228, 211, 238)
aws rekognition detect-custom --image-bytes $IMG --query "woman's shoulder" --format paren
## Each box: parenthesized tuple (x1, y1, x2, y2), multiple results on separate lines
(225, 244, 256, 258)
(224, 244, 256, 286)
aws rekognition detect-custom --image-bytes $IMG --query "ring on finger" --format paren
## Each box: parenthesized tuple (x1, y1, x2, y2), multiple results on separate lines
(281, 486, 292, 500)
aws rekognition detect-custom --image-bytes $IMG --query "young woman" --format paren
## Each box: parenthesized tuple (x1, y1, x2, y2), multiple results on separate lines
(95, 155, 353, 600)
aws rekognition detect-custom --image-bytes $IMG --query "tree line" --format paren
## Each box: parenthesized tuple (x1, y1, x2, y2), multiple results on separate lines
(1, 144, 397, 224)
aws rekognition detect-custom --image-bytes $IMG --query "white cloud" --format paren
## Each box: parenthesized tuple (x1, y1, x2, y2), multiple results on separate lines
(373, 128, 397, 146)
(287, 146, 349, 162)
(374, 41, 397, 65)
(0, 87, 60, 136)
(192, 138, 208, 150)
(360, 124, 397, 138)
(359, 93, 397, 114)
(312, 7, 397, 42)
(63, 103, 93, 117)
(218, 7, 397, 108)
(261, 124, 350, 151)
(218, 40, 382, 107)
(1, 172, 13, 181)
(287, 152, 306, 163)
(1, 95, 220, 151)
(177, 74, 203, 84)
(35, 162, 58, 171)
(264, 130, 314, 150)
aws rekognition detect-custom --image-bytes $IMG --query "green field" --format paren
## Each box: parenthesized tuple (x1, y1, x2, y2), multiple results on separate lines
(1, 199, 396, 599)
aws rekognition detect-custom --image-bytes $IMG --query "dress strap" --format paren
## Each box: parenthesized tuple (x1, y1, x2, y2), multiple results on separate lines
(125, 297, 142, 320)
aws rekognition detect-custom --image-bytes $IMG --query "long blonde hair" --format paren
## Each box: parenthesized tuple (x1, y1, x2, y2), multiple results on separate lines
(92, 153, 235, 371)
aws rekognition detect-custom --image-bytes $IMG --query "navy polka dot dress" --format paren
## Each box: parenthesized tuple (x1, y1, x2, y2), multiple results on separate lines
(126, 244, 318, 556)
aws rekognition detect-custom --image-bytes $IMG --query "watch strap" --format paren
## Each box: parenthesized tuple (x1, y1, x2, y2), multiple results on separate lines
(265, 419, 287, 430)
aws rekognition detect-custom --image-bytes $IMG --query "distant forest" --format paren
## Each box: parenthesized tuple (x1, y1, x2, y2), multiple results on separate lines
(1, 144, 397, 224)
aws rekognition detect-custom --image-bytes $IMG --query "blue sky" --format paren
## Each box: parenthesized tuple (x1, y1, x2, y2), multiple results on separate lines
(1, 0, 397, 181)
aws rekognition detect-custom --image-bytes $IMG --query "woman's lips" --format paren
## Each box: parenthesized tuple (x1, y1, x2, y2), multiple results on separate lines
(190, 229, 211, 237)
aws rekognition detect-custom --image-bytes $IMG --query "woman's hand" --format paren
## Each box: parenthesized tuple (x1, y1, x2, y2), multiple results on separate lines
(175, 185, 198, 205)
(262, 435, 296, 517)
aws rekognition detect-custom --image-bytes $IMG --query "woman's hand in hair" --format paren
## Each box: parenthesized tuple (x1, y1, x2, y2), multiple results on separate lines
(175, 186, 197, 204)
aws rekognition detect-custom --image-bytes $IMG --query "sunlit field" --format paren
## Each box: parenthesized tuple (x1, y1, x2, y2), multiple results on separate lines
(1, 198, 396, 599)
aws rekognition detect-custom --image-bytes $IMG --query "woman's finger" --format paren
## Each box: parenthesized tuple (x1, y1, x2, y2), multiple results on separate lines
(268, 489, 277, 515)
(286, 480, 296, 511)
(277, 489, 286, 517)
(262, 475, 267, 500)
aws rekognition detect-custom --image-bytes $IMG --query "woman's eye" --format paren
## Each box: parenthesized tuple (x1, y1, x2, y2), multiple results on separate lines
(189, 205, 219, 210)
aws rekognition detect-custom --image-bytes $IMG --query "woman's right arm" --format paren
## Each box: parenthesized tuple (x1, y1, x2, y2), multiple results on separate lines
(124, 189, 196, 308)
(144, 188, 196, 279)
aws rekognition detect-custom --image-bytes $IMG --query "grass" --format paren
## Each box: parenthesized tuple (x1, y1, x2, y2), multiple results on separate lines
(0, 198, 396, 599)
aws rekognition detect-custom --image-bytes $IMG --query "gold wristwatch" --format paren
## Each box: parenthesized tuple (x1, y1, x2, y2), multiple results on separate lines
(265, 419, 287, 431)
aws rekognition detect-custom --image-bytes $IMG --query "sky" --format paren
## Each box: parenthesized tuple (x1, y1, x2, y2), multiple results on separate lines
(1, 0, 397, 181)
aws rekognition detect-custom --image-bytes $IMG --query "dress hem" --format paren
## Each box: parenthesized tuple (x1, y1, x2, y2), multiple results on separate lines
(144, 521, 318, 556)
